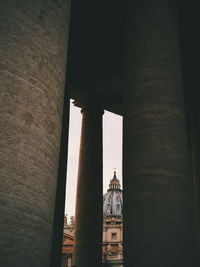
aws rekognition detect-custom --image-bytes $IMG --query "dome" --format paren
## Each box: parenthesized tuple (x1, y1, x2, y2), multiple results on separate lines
(103, 171, 123, 217)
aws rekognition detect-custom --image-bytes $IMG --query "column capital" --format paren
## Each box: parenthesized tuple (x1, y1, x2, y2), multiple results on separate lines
(73, 99, 104, 115)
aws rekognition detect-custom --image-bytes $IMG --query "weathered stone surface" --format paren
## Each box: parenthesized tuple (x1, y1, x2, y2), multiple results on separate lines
(123, 0, 199, 266)
(73, 105, 103, 267)
(0, 1, 70, 266)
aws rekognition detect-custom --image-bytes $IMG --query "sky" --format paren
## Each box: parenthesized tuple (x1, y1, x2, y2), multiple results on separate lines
(65, 100, 122, 217)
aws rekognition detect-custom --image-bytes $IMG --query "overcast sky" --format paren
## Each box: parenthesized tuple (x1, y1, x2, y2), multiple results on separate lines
(65, 100, 122, 216)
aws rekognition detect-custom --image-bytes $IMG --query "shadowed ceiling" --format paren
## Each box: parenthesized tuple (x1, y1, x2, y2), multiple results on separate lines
(67, 0, 200, 118)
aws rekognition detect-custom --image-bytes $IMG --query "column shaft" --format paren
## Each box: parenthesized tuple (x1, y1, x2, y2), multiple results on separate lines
(73, 106, 103, 267)
(191, 115, 200, 256)
(0, 1, 70, 266)
(123, 0, 199, 266)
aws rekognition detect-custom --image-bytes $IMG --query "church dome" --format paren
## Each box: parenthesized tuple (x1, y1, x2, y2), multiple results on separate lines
(103, 171, 123, 217)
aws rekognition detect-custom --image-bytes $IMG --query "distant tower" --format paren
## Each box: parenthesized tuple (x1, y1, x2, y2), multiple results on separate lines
(103, 170, 123, 216)
(102, 171, 123, 265)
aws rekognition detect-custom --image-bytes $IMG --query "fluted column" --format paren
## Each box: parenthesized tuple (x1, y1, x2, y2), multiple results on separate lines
(0, 1, 70, 266)
(73, 103, 104, 267)
(123, 1, 199, 266)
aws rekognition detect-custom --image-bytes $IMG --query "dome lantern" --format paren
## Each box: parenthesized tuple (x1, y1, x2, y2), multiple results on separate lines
(109, 169, 121, 190)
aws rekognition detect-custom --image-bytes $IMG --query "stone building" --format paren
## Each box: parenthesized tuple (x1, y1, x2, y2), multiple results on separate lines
(62, 216, 75, 267)
(61, 171, 123, 267)
(1, 1, 200, 267)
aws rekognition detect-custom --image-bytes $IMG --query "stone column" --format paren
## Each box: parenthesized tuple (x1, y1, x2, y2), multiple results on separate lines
(73, 103, 104, 267)
(69, 254, 72, 267)
(0, 1, 70, 266)
(191, 115, 200, 256)
(123, 1, 199, 266)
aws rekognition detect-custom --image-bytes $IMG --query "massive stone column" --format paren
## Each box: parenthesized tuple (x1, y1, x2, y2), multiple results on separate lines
(190, 114, 200, 256)
(123, 1, 199, 266)
(73, 103, 103, 267)
(0, 1, 70, 266)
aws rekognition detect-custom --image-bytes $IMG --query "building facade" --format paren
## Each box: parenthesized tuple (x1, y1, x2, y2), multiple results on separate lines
(62, 216, 75, 267)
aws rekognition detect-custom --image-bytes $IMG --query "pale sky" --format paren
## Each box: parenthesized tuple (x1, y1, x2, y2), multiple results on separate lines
(65, 100, 122, 217)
